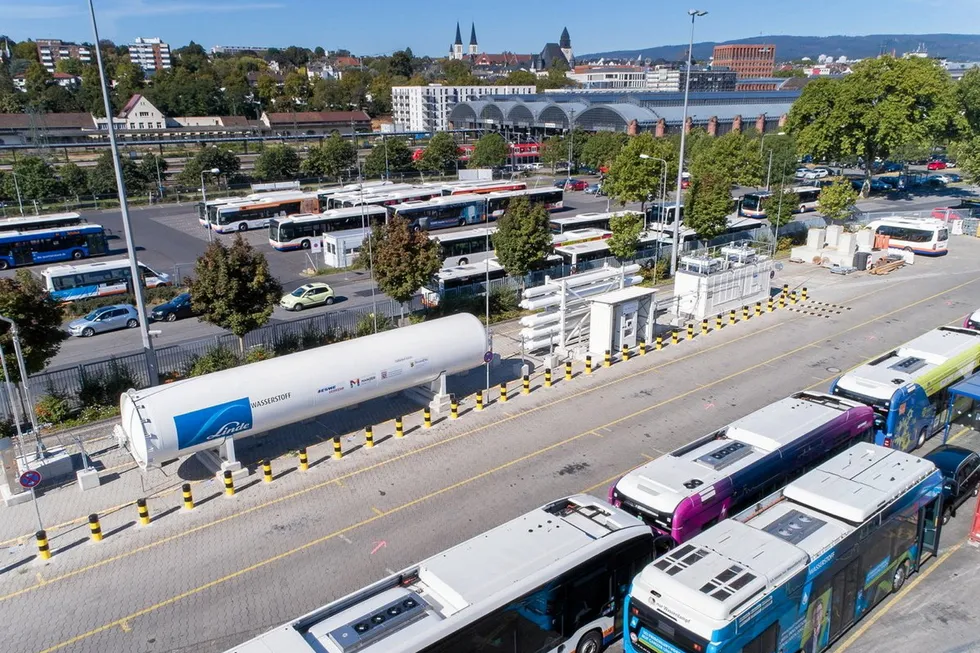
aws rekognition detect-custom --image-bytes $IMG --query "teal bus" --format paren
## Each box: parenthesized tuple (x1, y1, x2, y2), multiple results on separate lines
(831, 326, 980, 451)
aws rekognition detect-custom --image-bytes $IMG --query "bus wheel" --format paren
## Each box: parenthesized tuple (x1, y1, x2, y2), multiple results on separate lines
(892, 561, 909, 592)
(301, 240, 311, 249)
(239, 223, 248, 232)
(916, 427, 928, 449)
(942, 506, 952, 525)
(72, 250, 84, 260)
(576, 630, 603, 653)
(0, 260, 8, 270)
(458, 257, 469, 265)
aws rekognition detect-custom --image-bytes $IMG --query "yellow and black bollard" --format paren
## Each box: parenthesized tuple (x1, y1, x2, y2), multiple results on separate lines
(500, 381, 509, 402)
(182, 482, 194, 510)
(365, 424, 375, 446)
(565, 360, 573, 380)
(656, 335, 663, 351)
(768, 297, 775, 312)
(743, 305, 749, 321)
(298, 447, 309, 471)
(522, 374, 530, 395)
(790, 291, 798, 305)
(701, 318, 708, 335)
(802, 287, 808, 301)
(423, 407, 432, 428)
(545, 368, 553, 388)
(756, 301, 762, 317)
(729, 309, 737, 326)
(639, 340, 646, 356)
(395, 416, 405, 436)
(687, 323, 694, 341)
(35, 530, 50, 560)
(475, 390, 484, 411)
(779, 293, 786, 308)
(333, 436, 343, 458)
(671, 330, 679, 345)
(604, 349, 612, 368)
(621, 345, 630, 362)
(716, 314, 723, 330)
(585, 355, 593, 375)
(450, 397, 459, 420)
(782, 283, 789, 297)
(137, 498, 151, 526)
(88, 513, 102, 542)
(262, 460, 273, 483)
(223, 470, 235, 497)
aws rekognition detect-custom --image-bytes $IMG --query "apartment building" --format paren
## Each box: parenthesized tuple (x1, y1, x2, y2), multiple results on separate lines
(129, 37, 172, 75)
(391, 84, 535, 132)
(36, 39, 92, 74)
(711, 44, 776, 79)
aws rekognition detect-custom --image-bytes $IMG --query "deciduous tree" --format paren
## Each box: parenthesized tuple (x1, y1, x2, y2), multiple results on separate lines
(690, 130, 763, 188)
(178, 148, 241, 187)
(356, 216, 441, 309)
(363, 137, 412, 178)
(761, 187, 797, 230)
(87, 150, 147, 196)
(603, 134, 678, 212)
(607, 212, 643, 261)
(138, 153, 168, 191)
(469, 132, 509, 169)
(0, 271, 65, 380)
(58, 162, 88, 197)
(5, 156, 61, 201)
(580, 131, 628, 170)
(491, 195, 553, 280)
(684, 172, 733, 240)
(189, 236, 282, 354)
(253, 144, 301, 181)
(816, 179, 859, 223)
(957, 67, 980, 136)
(539, 134, 567, 172)
(416, 132, 459, 174)
(302, 133, 357, 179)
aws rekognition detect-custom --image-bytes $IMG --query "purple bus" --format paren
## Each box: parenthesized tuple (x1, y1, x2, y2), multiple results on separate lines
(608, 391, 875, 553)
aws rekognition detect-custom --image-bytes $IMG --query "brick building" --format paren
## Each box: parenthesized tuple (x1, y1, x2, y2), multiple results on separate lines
(711, 44, 776, 79)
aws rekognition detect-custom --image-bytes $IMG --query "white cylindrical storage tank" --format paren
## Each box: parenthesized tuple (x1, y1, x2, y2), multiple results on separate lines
(119, 314, 487, 467)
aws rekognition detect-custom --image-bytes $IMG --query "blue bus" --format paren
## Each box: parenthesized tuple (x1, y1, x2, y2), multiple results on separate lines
(0, 224, 108, 270)
(624, 443, 944, 653)
(831, 326, 980, 451)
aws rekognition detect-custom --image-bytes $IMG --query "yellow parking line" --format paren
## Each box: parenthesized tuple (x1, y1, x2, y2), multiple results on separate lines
(35, 278, 980, 651)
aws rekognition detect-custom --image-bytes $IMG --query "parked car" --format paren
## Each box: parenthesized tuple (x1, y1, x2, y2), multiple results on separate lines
(929, 174, 954, 184)
(553, 179, 566, 189)
(878, 160, 903, 173)
(802, 167, 831, 180)
(927, 160, 947, 171)
(962, 308, 980, 330)
(280, 282, 335, 311)
(67, 304, 141, 337)
(851, 178, 893, 193)
(923, 445, 980, 524)
(794, 167, 810, 179)
(945, 172, 962, 182)
(680, 172, 691, 189)
(585, 183, 601, 195)
(149, 292, 196, 322)
(578, 165, 598, 175)
(566, 179, 588, 191)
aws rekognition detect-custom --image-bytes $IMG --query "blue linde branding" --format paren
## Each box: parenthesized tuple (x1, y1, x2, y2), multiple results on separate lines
(250, 393, 291, 408)
(173, 398, 254, 450)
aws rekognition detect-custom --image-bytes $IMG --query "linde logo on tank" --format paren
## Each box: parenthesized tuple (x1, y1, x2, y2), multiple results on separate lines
(172, 398, 254, 450)
(250, 392, 291, 408)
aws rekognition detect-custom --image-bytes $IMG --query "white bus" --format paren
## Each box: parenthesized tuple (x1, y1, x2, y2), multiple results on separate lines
(421, 259, 508, 307)
(227, 495, 656, 653)
(213, 192, 321, 234)
(865, 217, 949, 256)
(430, 226, 497, 266)
(549, 211, 641, 235)
(337, 187, 445, 209)
(325, 184, 420, 210)
(269, 206, 387, 251)
(41, 258, 170, 302)
(552, 228, 613, 248)
(0, 212, 87, 232)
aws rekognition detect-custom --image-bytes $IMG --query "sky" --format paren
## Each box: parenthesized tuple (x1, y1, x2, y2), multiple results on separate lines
(2, 0, 979, 57)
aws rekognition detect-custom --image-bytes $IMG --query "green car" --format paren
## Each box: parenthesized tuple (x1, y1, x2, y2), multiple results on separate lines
(280, 282, 335, 311)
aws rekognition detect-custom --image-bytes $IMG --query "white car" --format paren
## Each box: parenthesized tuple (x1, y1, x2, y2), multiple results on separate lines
(803, 168, 831, 180)
(794, 167, 810, 179)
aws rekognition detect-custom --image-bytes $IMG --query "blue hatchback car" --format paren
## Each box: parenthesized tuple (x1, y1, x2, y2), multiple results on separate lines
(923, 444, 980, 524)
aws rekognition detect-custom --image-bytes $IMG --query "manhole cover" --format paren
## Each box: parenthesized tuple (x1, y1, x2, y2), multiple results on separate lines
(827, 367, 841, 373)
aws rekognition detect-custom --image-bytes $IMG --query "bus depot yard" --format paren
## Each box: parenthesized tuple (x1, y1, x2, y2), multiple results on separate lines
(2, 229, 980, 652)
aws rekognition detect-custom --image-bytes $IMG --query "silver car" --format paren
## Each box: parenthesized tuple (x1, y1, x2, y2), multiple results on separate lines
(67, 304, 141, 337)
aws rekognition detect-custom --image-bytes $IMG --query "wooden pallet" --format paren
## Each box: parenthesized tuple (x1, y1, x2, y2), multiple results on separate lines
(869, 259, 905, 275)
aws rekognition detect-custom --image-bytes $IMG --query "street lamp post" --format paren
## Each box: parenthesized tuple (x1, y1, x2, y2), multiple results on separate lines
(0, 338, 41, 531)
(762, 130, 786, 191)
(484, 196, 491, 394)
(671, 9, 708, 277)
(201, 168, 220, 244)
(357, 184, 379, 332)
(10, 171, 24, 216)
(88, 0, 159, 387)
(0, 317, 40, 454)
(639, 154, 668, 232)
(566, 110, 576, 183)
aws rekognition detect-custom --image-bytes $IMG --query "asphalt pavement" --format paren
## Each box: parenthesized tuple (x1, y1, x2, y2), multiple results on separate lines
(3, 237, 980, 652)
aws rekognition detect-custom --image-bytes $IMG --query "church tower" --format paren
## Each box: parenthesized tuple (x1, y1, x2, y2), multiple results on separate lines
(559, 27, 573, 65)
(469, 23, 478, 56)
(451, 22, 463, 60)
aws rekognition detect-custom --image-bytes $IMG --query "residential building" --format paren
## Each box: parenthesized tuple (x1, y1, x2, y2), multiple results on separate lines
(12, 72, 80, 92)
(98, 94, 169, 131)
(945, 61, 980, 81)
(391, 84, 536, 132)
(129, 37, 172, 75)
(210, 45, 274, 55)
(641, 65, 736, 92)
(711, 44, 776, 79)
(0, 113, 96, 145)
(258, 111, 371, 136)
(35, 39, 91, 74)
(567, 65, 648, 90)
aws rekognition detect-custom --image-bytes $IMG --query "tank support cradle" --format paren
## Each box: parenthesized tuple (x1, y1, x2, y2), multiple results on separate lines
(199, 438, 249, 482)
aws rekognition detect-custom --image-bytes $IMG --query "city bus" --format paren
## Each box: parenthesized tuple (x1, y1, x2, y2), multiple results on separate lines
(609, 391, 874, 552)
(830, 326, 980, 451)
(388, 187, 565, 231)
(441, 179, 528, 196)
(0, 212, 87, 232)
(624, 443, 944, 653)
(549, 211, 641, 235)
(0, 224, 108, 269)
(865, 217, 949, 255)
(431, 226, 496, 267)
(324, 184, 420, 209)
(41, 258, 170, 302)
(487, 187, 564, 218)
(336, 187, 444, 208)
(553, 231, 660, 268)
(420, 259, 508, 307)
(552, 228, 613, 248)
(213, 192, 321, 233)
(268, 206, 387, 251)
(228, 495, 656, 653)
(739, 185, 821, 218)
(645, 202, 682, 227)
